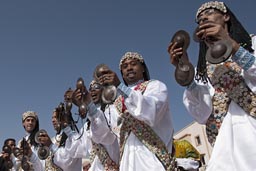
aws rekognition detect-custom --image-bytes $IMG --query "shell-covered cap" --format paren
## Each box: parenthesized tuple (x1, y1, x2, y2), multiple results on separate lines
(22, 111, 38, 122)
(196, 1, 227, 19)
(119, 52, 144, 70)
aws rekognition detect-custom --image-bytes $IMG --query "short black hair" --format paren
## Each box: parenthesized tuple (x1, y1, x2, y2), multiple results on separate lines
(4, 138, 16, 146)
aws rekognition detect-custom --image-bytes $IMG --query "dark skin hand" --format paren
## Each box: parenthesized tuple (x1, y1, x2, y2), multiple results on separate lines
(38, 132, 52, 148)
(1, 152, 10, 160)
(18, 143, 33, 157)
(197, 22, 240, 54)
(167, 42, 189, 67)
(97, 68, 121, 87)
(72, 85, 91, 107)
(168, 21, 240, 66)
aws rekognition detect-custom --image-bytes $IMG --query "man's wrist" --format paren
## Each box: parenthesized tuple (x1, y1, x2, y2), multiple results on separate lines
(117, 82, 131, 98)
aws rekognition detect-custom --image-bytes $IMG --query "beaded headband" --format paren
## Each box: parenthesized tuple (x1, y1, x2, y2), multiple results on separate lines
(196, 1, 227, 19)
(22, 111, 38, 121)
(119, 52, 144, 70)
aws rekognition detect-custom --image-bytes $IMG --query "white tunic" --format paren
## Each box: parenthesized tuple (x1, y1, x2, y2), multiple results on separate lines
(183, 36, 256, 171)
(51, 126, 91, 171)
(89, 80, 174, 171)
(89, 105, 120, 171)
(13, 134, 44, 171)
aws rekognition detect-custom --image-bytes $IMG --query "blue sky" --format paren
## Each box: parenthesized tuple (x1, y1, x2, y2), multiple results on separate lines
(0, 0, 255, 146)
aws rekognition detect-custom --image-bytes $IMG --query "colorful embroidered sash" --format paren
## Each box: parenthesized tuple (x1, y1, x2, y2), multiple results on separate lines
(206, 61, 256, 145)
(45, 154, 63, 171)
(89, 141, 119, 171)
(114, 81, 176, 171)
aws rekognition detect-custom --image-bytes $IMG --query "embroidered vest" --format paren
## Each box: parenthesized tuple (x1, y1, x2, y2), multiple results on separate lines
(114, 81, 176, 171)
(206, 60, 256, 145)
(89, 141, 119, 171)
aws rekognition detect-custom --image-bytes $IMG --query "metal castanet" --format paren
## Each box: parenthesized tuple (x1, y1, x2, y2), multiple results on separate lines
(76, 77, 88, 118)
(35, 129, 50, 160)
(205, 39, 232, 64)
(193, 21, 232, 64)
(94, 64, 117, 104)
(171, 30, 195, 86)
(13, 138, 31, 171)
(2, 145, 14, 169)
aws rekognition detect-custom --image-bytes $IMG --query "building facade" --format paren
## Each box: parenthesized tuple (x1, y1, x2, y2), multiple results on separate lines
(174, 121, 212, 170)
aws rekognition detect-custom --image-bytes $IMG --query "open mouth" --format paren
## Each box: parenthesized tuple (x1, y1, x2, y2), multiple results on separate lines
(91, 94, 97, 99)
(126, 71, 136, 77)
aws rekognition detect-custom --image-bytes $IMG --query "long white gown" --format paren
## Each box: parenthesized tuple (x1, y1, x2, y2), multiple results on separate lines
(89, 80, 174, 171)
(183, 36, 256, 171)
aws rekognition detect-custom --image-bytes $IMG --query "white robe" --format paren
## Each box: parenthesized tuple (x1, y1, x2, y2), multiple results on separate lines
(89, 105, 120, 171)
(51, 126, 91, 171)
(13, 134, 44, 171)
(183, 36, 256, 171)
(89, 80, 174, 171)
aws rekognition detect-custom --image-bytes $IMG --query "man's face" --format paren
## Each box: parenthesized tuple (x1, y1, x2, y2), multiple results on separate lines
(121, 58, 144, 85)
(6, 140, 16, 151)
(52, 111, 60, 132)
(89, 83, 102, 105)
(22, 117, 37, 133)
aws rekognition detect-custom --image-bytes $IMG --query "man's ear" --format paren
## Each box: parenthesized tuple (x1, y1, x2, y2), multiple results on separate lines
(224, 14, 230, 22)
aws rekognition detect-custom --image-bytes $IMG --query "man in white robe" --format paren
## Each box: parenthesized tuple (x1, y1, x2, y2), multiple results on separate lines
(13, 111, 44, 171)
(86, 79, 119, 171)
(39, 107, 91, 171)
(83, 52, 175, 171)
(168, 1, 256, 170)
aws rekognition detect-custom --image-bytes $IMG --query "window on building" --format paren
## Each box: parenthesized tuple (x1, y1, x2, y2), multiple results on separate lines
(200, 154, 206, 165)
(195, 135, 201, 146)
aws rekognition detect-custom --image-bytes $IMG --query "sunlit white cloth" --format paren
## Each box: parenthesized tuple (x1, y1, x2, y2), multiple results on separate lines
(89, 80, 174, 171)
(89, 105, 120, 171)
(183, 36, 256, 171)
(51, 125, 91, 171)
(13, 134, 44, 171)
(176, 158, 200, 171)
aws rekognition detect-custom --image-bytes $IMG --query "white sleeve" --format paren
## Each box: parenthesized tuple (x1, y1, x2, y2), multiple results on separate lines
(124, 80, 170, 127)
(183, 80, 214, 124)
(29, 152, 44, 171)
(62, 126, 92, 159)
(89, 111, 117, 145)
(12, 149, 44, 171)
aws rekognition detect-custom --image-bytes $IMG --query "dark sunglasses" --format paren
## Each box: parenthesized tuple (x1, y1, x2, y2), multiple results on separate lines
(89, 84, 102, 91)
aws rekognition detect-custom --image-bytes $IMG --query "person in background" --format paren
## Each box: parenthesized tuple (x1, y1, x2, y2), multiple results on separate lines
(14, 111, 43, 171)
(168, 1, 256, 170)
(0, 138, 16, 171)
(173, 139, 200, 171)
(87, 79, 119, 171)
(39, 89, 91, 171)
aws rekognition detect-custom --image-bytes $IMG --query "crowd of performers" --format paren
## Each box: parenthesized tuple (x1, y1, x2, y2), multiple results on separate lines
(1, 1, 256, 171)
